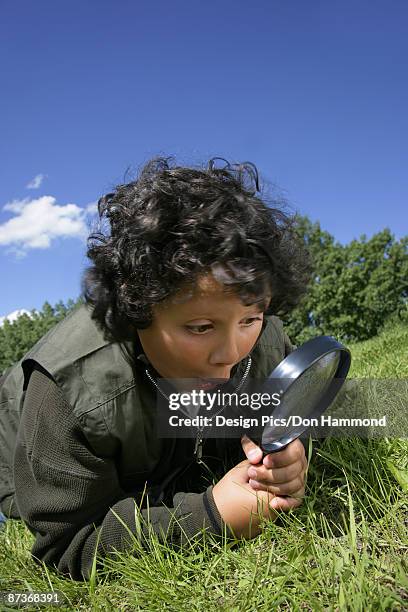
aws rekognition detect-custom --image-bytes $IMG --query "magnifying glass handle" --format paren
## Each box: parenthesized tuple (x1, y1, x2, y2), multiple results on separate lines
(247, 434, 292, 456)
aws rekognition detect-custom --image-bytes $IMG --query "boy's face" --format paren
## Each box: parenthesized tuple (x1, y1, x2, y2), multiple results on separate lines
(137, 273, 270, 392)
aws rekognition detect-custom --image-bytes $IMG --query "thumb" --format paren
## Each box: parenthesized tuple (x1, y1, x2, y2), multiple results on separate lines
(241, 434, 263, 464)
(269, 495, 303, 512)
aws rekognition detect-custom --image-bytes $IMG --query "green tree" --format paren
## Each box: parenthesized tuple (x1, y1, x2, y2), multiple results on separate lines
(0, 298, 83, 372)
(285, 217, 408, 343)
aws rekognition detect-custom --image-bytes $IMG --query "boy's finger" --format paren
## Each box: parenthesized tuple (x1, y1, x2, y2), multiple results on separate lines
(247, 461, 304, 485)
(269, 493, 304, 511)
(241, 435, 263, 464)
(263, 439, 305, 468)
(249, 475, 305, 496)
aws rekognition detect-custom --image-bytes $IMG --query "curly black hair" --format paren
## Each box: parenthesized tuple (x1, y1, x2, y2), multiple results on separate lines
(82, 156, 311, 342)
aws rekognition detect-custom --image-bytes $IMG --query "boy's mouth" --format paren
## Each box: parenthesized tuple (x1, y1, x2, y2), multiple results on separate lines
(196, 381, 218, 390)
(195, 378, 228, 390)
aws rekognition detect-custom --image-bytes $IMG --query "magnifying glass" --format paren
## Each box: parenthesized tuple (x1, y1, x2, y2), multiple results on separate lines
(247, 336, 351, 453)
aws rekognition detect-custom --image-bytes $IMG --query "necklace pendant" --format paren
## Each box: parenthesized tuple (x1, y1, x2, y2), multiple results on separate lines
(194, 435, 203, 462)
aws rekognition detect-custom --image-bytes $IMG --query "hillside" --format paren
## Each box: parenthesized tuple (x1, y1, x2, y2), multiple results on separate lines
(348, 318, 408, 378)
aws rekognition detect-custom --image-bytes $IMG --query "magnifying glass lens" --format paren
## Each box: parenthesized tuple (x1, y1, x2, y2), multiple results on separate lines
(261, 350, 341, 450)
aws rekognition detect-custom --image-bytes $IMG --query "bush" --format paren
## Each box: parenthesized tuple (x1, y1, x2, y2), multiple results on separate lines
(285, 217, 408, 344)
(0, 298, 82, 372)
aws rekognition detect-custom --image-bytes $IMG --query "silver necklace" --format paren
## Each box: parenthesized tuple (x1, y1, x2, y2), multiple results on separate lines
(144, 355, 252, 401)
(144, 356, 252, 462)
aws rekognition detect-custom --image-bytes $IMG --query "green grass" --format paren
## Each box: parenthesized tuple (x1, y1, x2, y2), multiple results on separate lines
(1, 322, 407, 611)
(347, 315, 408, 378)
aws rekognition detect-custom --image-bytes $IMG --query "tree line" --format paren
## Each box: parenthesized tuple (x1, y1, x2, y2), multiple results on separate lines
(1, 216, 407, 372)
(285, 216, 407, 344)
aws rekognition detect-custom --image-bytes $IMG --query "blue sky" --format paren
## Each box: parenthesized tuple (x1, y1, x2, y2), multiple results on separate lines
(1, 0, 407, 317)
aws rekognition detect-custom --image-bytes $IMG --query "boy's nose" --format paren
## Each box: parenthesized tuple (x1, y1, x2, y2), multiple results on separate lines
(209, 335, 241, 369)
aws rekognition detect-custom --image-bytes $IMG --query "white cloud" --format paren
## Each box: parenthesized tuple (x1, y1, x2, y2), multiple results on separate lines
(85, 201, 98, 214)
(26, 174, 46, 189)
(4, 199, 28, 214)
(0, 196, 89, 256)
(0, 309, 33, 327)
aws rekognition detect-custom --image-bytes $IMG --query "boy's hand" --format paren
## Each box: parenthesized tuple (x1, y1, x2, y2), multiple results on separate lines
(212, 460, 277, 538)
(241, 436, 307, 509)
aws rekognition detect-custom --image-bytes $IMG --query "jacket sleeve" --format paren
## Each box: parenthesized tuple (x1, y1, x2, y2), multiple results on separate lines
(13, 368, 223, 581)
(283, 331, 297, 356)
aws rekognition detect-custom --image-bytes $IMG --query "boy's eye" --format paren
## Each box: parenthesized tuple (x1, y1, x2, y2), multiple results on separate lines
(185, 317, 262, 335)
(186, 324, 212, 334)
